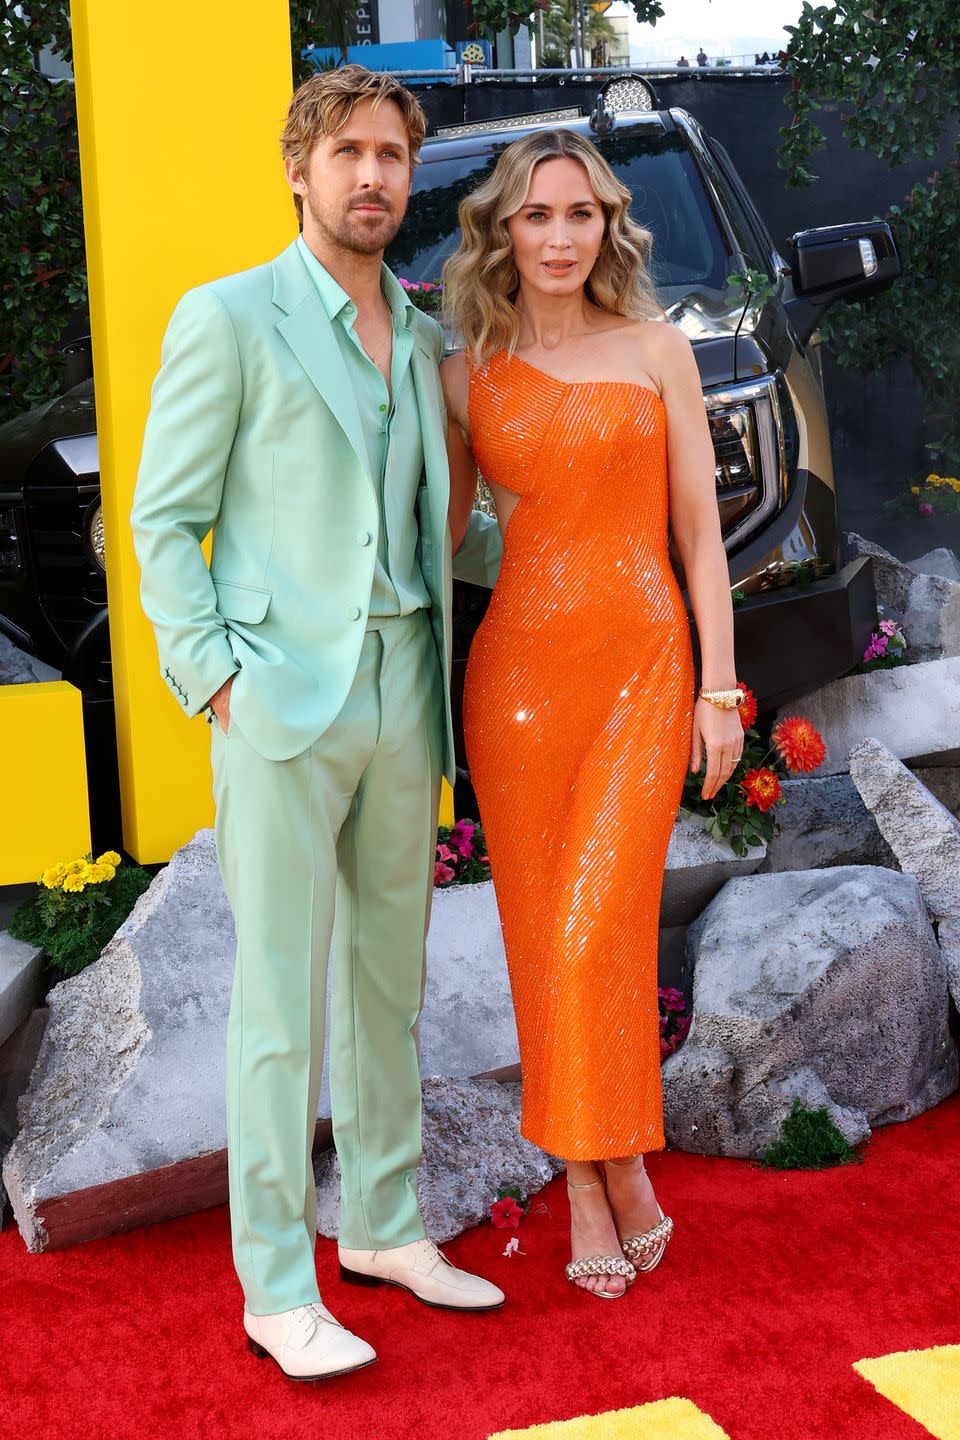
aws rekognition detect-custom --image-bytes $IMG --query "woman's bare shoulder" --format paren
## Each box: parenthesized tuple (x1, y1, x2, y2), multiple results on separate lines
(636, 317, 698, 393)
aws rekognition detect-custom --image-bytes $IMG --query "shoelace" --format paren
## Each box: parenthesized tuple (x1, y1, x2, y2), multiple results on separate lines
(294, 1301, 338, 1335)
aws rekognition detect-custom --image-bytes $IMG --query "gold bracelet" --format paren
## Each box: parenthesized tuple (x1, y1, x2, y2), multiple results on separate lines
(698, 685, 745, 710)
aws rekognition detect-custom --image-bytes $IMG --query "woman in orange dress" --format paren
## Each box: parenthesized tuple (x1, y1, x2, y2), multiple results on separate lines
(440, 130, 745, 1299)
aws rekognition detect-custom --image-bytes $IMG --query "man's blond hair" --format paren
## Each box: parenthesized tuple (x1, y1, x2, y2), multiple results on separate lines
(281, 64, 428, 224)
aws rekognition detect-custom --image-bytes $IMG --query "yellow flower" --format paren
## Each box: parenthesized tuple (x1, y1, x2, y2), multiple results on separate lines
(926, 473, 940, 482)
(96, 850, 121, 868)
(910, 486, 921, 495)
(86, 862, 115, 884)
(62, 873, 87, 893)
(41, 864, 66, 889)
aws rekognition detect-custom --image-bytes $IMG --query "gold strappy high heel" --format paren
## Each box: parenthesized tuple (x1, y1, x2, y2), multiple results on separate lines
(604, 1156, 674, 1272)
(564, 1174, 636, 1299)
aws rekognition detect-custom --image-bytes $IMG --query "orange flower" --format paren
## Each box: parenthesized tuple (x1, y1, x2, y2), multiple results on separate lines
(740, 767, 781, 812)
(772, 716, 826, 773)
(736, 679, 757, 731)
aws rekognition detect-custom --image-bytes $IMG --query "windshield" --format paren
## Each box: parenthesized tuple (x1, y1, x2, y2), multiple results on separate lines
(385, 127, 732, 300)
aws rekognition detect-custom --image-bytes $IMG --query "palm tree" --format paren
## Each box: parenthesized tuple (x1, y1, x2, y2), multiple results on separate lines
(290, 1, 360, 79)
(538, 1, 617, 67)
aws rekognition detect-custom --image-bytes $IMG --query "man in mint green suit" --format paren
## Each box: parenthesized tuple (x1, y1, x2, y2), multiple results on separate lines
(131, 68, 504, 1382)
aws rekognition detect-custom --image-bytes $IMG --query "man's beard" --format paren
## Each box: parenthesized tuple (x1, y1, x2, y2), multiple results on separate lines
(306, 188, 404, 256)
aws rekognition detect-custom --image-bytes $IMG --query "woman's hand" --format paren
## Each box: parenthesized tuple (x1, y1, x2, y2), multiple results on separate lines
(690, 697, 745, 801)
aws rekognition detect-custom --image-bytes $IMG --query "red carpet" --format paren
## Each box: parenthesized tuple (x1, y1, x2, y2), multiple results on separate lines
(3, 1088, 959, 1440)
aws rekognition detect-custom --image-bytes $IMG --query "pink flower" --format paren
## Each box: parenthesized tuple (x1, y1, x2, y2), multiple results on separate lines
(879, 619, 899, 637)
(920, 502, 934, 516)
(398, 277, 412, 289)
(450, 821, 475, 857)
(659, 986, 685, 1013)
(480, 854, 490, 865)
(434, 861, 455, 885)
(437, 843, 458, 863)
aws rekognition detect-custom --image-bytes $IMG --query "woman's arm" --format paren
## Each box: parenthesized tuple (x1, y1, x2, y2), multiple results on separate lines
(654, 321, 744, 799)
(439, 351, 480, 553)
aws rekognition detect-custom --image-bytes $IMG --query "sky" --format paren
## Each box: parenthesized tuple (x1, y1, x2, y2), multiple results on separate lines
(604, 0, 811, 64)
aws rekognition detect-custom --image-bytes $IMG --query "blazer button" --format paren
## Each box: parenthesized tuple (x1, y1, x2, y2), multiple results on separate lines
(357, 530, 372, 546)
(349, 606, 362, 621)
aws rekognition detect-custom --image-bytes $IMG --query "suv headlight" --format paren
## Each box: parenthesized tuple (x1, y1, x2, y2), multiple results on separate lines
(85, 498, 106, 572)
(704, 375, 790, 548)
(0, 504, 23, 575)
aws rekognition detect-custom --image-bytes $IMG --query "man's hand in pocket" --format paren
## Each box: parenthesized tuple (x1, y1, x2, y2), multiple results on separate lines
(209, 674, 235, 736)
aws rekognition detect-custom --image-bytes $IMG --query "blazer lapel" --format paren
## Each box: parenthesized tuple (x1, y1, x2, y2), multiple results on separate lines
(272, 243, 371, 489)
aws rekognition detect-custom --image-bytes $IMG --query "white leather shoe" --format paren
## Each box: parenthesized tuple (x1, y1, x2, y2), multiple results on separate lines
(339, 1238, 506, 1311)
(243, 1300, 377, 1381)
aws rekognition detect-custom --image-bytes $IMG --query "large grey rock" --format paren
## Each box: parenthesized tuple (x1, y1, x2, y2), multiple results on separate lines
(842, 531, 913, 612)
(904, 572, 960, 662)
(0, 1007, 49, 1230)
(908, 548, 960, 582)
(1, 831, 530, 1248)
(661, 865, 957, 1158)
(849, 737, 960, 1011)
(421, 882, 518, 1076)
(0, 931, 44, 1050)
(2, 831, 235, 1249)
(938, 919, 960, 1020)
(758, 773, 896, 873)
(314, 1076, 562, 1243)
(773, 657, 960, 774)
(848, 738, 960, 924)
(661, 812, 766, 925)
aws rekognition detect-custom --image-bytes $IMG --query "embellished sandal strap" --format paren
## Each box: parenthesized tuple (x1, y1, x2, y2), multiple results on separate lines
(565, 1254, 636, 1282)
(621, 1214, 674, 1262)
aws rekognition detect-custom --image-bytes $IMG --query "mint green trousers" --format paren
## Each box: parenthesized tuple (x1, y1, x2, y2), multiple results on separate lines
(210, 610, 443, 1316)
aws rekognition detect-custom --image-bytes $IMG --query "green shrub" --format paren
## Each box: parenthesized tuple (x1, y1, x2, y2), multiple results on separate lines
(759, 1100, 864, 1171)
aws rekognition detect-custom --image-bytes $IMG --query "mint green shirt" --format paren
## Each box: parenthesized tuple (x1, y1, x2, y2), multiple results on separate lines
(295, 235, 430, 620)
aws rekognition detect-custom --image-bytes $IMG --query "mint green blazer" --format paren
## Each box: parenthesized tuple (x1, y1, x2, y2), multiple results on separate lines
(131, 239, 502, 781)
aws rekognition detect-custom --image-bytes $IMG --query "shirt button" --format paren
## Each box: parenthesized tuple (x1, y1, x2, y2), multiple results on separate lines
(349, 606, 362, 621)
(357, 531, 372, 546)
(379, 403, 388, 412)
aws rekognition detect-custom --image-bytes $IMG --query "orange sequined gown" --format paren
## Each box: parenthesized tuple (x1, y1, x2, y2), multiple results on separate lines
(463, 349, 695, 1161)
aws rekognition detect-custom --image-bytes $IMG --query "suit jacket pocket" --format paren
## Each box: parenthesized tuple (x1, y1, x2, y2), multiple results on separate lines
(212, 579, 272, 624)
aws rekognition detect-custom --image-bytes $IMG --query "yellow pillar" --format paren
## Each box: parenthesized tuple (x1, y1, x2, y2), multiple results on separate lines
(71, 1, 455, 859)
(70, 0, 295, 862)
(0, 683, 91, 883)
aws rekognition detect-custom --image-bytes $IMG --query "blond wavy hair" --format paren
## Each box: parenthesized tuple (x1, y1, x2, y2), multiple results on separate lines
(442, 129, 661, 364)
(280, 65, 427, 225)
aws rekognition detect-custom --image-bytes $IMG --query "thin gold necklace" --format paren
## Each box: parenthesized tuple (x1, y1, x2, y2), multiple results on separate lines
(368, 317, 392, 367)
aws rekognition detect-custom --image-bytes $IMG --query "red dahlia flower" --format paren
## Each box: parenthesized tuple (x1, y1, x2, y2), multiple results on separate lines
(740, 767, 782, 812)
(736, 679, 757, 730)
(771, 716, 826, 773)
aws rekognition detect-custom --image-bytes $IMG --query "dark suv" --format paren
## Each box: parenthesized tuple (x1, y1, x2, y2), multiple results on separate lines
(385, 95, 898, 720)
(0, 89, 898, 815)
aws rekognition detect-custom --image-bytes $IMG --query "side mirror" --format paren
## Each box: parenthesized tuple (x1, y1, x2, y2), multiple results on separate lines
(785, 220, 900, 345)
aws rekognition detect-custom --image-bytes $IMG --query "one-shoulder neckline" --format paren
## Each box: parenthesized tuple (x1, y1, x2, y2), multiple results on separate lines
(500, 350, 665, 409)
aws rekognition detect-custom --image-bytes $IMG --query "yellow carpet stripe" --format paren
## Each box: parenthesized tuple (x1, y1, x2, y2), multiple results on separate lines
(853, 1345, 960, 1439)
(488, 1397, 732, 1439)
